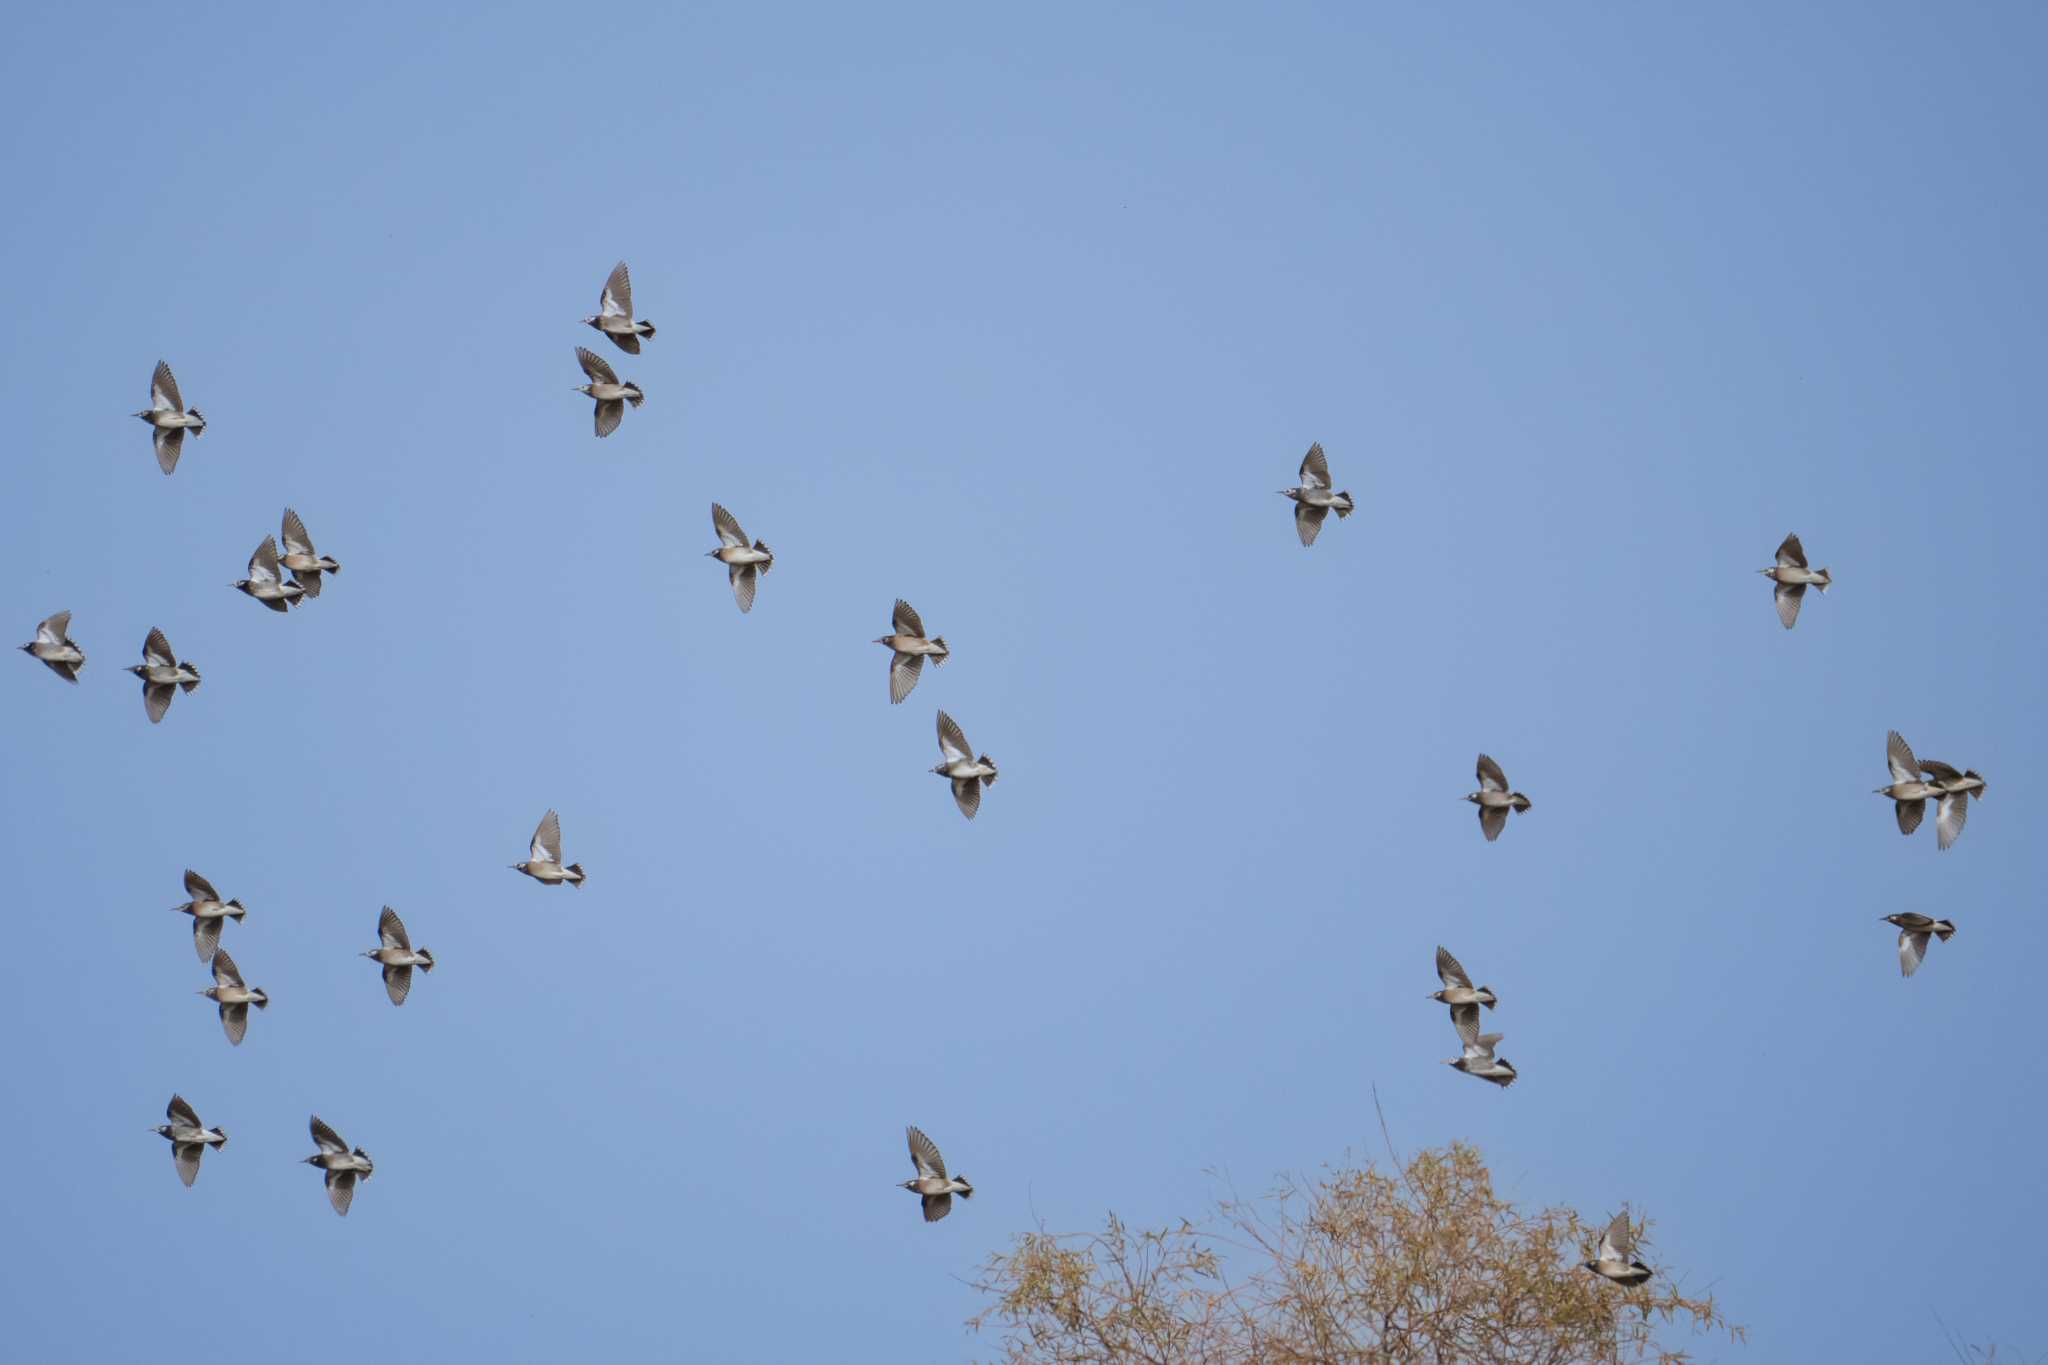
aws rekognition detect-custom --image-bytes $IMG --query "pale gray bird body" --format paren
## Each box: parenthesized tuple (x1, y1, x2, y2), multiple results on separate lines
(152, 1094, 226, 1188)
(1429, 946, 1497, 1039)
(304, 1115, 374, 1217)
(135, 360, 204, 474)
(174, 868, 246, 962)
(231, 535, 305, 613)
(1883, 912, 1956, 977)
(1582, 1212, 1653, 1286)
(581, 260, 656, 354)
(1876, 731, 1946, 839)
(20, 610, 85, 682)
(932, 710, 998, 820)
(127, 627, 200, 724)
(900, 1125, 974, 1222)
(875, 599, 948, 704)
(278, 508, 341, 597)
(200, 948, 267, 1046)
(1278, 442, 1355, 547)
(1759, 532, 1831, 629)
(1463, 754, 1531, 842)
(362, 906, 434, 1006)
(1445, 1010, 1517, 1087)
(512, 809, 585, 887)
(1919, 759, 1986, 852)
(573, 346, 643, 438)
(707, 504, 773, 613)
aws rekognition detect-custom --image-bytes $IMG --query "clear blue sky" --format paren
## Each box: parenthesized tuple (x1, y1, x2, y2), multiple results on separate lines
(3, 4, 2042, 1360)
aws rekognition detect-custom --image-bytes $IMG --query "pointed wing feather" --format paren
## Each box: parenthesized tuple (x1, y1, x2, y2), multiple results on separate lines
(144, 628, 175, 668)
(152, 360, 183, 412)
(248, 536, 283, 584)
(310, 1115, 348, 1154)
(600, 260, 633, 319)
(889, 650, 925, 704)
(184, 869, 219, 901)
(211, 949, 245, 988)
(712, 503, 748, 548)
(1886, 731, 1919, 785)
(1435, 945, 1473, 990)
(1775, 533, 1807, 568)
(937, 710, 972, 763)
(281, 507, 316, 558)
(892, 599, 925, 638)
(1299, 442, 1331, 489)
(576, 346, 619, 385)
(167, 1094, 201, 1127)
(907, 1125, 948, 1180)
(378, 906, 410, 951)
(531, 809, 563, 863)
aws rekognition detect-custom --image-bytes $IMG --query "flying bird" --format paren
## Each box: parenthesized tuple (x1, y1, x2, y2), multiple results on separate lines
(1918, 759, 1986, 852)
(173, 869, 246, 962)
(1875, 731, 1946, 839)
(1429, 946, 1498, 1039)
(19, 610, 84, 682)
(304, 1115, 374, 1217)
(875, 599, 948, 704)
(1882, 912, 1956, 977)
(707, 504, 773, 613)
(231, 535, 305, 613)
(932, 710, 998, 820)
(512, 809, 585, 887)
(363, 906, 434, 1006)
(152, 1094, 226, 1188)
(581, 260, 656, 354)
(573, 346, 643, 438)
(1759, 533, 1831, 629)
(1278, 442, 1354, 547)
(200, 948, 267, 1047)
(128, 627, 200, 724)
(1463, 754, 1531, 842)
(278, 508, 342, 598)
(135, 360, 205, 474)
(900, 1125, 974, 1222)
(1582, 1211, 1653, 1286)
(1445, 1010, 1517, 1087)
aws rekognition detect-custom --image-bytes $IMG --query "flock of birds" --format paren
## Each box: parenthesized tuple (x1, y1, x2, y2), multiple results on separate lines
(17, 261, 1987, 1278)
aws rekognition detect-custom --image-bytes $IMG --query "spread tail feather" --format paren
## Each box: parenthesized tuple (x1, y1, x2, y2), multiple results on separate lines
(1817, 568, 1832, 593)
(1935, 922, 1956, 941)
(567, 863, 585, 887)
(639, 321, 656, 338)
(228, 900, 246, 921)
(1334, 491, 1355, 518)
(930, 636, 947, 665)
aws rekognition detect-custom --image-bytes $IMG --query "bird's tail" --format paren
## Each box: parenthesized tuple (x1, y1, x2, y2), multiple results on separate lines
(253, 990, 270, 1010)
(567, 863, 585, 887)
(956, 1180, 974, 1199)
(929, 637, 947, 665)
(416, 949, 435, 972)
(1481, 988, 1496, 1010)
(1816, 568, 1831, 592)
(626, 390, 645, 409)
(188, 409, 205, 433)
(639, 321, 657, 339)
(981, 757, 998, 787)
(1965, 770, 1985, 797)
(227, 899, 246, 921)
(1334, 491, 1355, 518)
(1934, 921, 1957, 941)
(1511, 793, 1531, 811)
(755, 541, 772, 573)
(179, 667, 202, 693)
